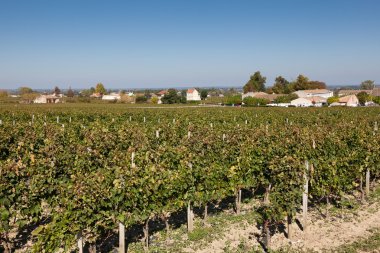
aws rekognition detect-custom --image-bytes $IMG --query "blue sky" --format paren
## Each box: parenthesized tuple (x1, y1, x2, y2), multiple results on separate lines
(0, 0, 379, 89)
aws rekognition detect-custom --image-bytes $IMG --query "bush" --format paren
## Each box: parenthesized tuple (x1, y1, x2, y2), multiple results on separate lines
(224, 95, 242, 105)
(136, 96, 148, 103)
(243, 97, 269, 106)
(274, 94, 298, 103)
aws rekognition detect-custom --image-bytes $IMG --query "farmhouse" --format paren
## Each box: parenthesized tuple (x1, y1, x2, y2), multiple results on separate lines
(34, 94, 61, 104)
(186, 88, 201, 101)
(338, 89, 372, 97)
(339, 95, 359, 107)
(102, 92, 121, 101)
(290, 98, 313, 107)
(242, 92, 281, 102)
(294, 89, 333, 99)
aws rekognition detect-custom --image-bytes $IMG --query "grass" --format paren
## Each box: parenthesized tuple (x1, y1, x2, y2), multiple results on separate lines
(334, 228, 380, 253)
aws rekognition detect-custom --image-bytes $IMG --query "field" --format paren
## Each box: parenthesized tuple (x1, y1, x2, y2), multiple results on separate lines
(1, 104, 380, 252)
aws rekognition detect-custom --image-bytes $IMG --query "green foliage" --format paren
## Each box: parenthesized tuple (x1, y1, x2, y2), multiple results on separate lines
(243, 71, 266, 93)
(327, 96, 339, 105)
(95, 83, 106, 94)
(357, 91, 371, 106)
(161, 89, 186, 104)
(224, 95, 242, 105)
(0, 105, 380, 251)
(272, 76, 291, 94)
(372, 96, 380, 105)
(243, 97, 269, 106)
(18, 86, 33, 95)
(360, 80, 375, 90)
(200, 90, 208, 100)
(136, 95, 148, 103)
(273, 94, 298, 103)
(66, 87, 74, 97)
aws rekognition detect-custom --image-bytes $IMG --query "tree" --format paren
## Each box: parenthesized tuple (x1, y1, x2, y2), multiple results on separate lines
(66, 87, 75, 98)
(293, 75, 310, 91)
(18, 87, 33, 95)
(327, 96, 339, 105)
(200, 90, 208, 100)
(360, 80, 375, 90)
(224, 95, 242, 105)
(135, 96, 148, 103)
(357, 91, 371, 106)
(53, 86, 61, 95)
(0, 90, 8, 98)
(274, 94, 298, 103)
(308, 81, 326, 89)
(161, 89, 185, 104)
(95, 83, 106, 94)
(150, 96, 159, 104)
(272, 76, 290, 94)
(243, 97, 269, 106)
(243, 71, 266, 93)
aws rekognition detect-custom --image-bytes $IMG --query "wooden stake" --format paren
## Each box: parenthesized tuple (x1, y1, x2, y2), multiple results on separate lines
(156, 130, 159, 138)
(222, 133, 226, 141)
(187, 201, 194, 232)
(131, 152, 136, 168)
(287, 215, 292, 240)
(57, 116, 59, 123)
(77, 231, 83, 253)
(366, 169, 370, 196)
(187, 131, 191, 139)
(303, 161, 309, 233)
(119, 222, 125, 253)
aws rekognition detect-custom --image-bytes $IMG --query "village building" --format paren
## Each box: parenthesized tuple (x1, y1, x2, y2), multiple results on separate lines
(290, 98, 313, 107)
(34, 94, 61, 104)
(186, 88, 201, 101)
(293, 89, 333, 99)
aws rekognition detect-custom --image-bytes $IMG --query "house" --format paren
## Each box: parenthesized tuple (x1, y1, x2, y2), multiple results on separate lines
(306, 96, 327, 107)
(34, 94, 61, 104)
(294, 89, 333, 99)
(102, 92, 121, 101)
(90, 93, 103, 98)
(339, 95, 359, 107)
(372, 87, 380, 97)
(242, 92, 282, 102)
(186, 89, 201, 101)
(338, 89, 372, 97)
(290, 98, 313, 107)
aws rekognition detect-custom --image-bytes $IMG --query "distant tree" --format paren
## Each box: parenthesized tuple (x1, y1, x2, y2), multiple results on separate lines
(243, 71, 266, 93)
(360, 80, 375, 90)
(144, 90, 152, 99)
(53, 86, 61, 95)
(150, 96, 159, 104)
(272, 76, 290, 94)
(95, 83, 106, 94)
(327, 96, 339, 105)
(200, 90, 208, 100)
(357, 91, 371, 106)
(274, 94, 298, 103)
(0, 90, 8, 98)
(308, 81, 326, 89)
(225, 95, 242, 105)
(135, 96, 148, 103)
(243, 97, 269, 106)
(372, 96, 380, 105)
(161, 89, 185, 104)
(293, 75, 310, 91)
(66, 87, 75, 97)
(21, 93, 38, 103)
(18, 86, 33, 95)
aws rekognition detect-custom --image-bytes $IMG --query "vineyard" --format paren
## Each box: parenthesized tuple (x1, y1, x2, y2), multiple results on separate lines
(1, 104, 380, 252)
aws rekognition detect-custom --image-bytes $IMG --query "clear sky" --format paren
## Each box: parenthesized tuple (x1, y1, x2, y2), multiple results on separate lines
(0, 0, 379, 89)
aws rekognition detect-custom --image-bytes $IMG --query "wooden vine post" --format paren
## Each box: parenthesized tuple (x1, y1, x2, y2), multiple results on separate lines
(366, 169, 370, 196)
(187, 201, 194, 232)
(303, 160, 309, 234)
(235, 189, 242, 214)
(263, 184, 271, 249)
(119, 222, 125, 253)
(77, 231, 83, 253)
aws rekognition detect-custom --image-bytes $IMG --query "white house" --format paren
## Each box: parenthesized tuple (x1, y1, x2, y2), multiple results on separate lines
(306, 96, 327, 107)
(339, 95, 359, 107)
(290, 98, 313, 107)
(34, 94, 61, 104)
(186, 89, 201, 101)
(102, 92, 121, 101)
(294, 89, 333, 99)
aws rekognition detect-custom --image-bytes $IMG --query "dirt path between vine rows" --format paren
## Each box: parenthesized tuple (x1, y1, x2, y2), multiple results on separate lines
(193, 200, 380, 253)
